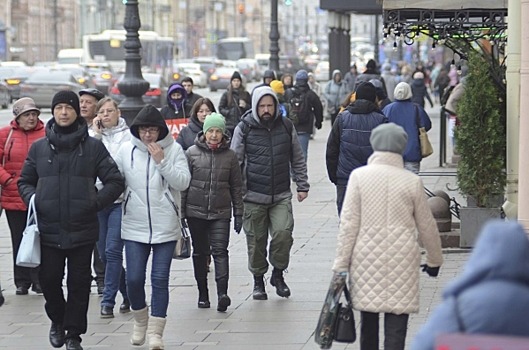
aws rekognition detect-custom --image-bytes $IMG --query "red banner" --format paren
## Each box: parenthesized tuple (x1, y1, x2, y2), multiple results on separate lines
(165, 118, 189, 139)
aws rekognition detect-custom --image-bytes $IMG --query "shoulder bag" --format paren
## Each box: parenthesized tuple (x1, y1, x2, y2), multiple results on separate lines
(16, 194, 41, 268)
(173, 222, 191, 260)
(415, 105, 433, 157)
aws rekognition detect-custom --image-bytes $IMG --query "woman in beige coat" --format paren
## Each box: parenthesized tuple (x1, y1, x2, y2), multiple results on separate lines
(332, 123, 443, 350)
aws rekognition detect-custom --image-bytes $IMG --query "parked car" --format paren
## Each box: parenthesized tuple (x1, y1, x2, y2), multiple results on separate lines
(208, 67, 244, 92)
(110, 72, 168, 108)
(314, 61, 330, 82)
(0, 66, 43, 101)
(19, 70, 85, 108)
(173, 62, 207, 87)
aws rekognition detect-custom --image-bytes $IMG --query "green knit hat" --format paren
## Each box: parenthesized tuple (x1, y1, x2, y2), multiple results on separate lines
(203, 113, 226, 133)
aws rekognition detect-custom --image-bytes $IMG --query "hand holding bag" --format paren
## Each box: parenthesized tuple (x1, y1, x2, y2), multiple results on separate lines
(173, 223, 191, 260)
(415, 105, 434, 157)
(333, 285, 356, 343)
(16, 195, 41, 268)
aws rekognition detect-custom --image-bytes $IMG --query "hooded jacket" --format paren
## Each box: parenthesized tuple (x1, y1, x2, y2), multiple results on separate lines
(18, 117, 125, 249)
(183, 133, 243, 220)
(160, 83, 190, 119)
(412, 221, 529, 350)
(114, 105, 191, 244)
(230, 86, 309, 204)
(0, 119, 45, 211)
(324, 70, 349, 114)
(326, 99, 388, 185)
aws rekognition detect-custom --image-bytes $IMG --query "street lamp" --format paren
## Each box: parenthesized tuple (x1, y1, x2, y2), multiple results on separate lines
(269, 0, 280, 73)
(118, 0, 150, 126)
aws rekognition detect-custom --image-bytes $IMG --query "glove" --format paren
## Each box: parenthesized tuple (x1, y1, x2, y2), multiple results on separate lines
(181, 218, 188, 228)
(421, 264, 440, 277)
(234, 215, 243, 234)
(315, 121, 322, 130)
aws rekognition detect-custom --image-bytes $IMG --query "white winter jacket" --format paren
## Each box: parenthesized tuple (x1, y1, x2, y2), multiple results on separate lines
(114, 133, 191, 244)
(332, 151, 443, 314)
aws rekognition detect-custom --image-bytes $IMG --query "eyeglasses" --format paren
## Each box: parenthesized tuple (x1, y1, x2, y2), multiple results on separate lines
(139, 127, 160, 135)
(97, 109, 116, 115)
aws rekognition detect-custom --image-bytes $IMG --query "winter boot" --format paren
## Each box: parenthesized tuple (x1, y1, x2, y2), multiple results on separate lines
(252, 275, 268, 300)
(270, 268, 291, 298)
(216, 279, 231, 311)
(147, 316, 166, 350)
(197, 279, 210, 308)
(130, 306, 149, 345)
(193, 256, 210, 308)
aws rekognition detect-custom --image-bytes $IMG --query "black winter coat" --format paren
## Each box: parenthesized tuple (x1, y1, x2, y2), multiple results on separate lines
(176, 116, 202, 151)
(18, 118, 125, 249)
(284, 83, 324, 134)
(218, 88, 251, 132)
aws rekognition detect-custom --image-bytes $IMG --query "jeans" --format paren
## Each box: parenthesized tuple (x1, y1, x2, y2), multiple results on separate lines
(124, 240, 176, 317)
(39, 243, 93, 340)
(360, 311, 409, 350)
(96, 203, 127, 308)
(242, 198, 294, 276)
(404, 161, 420, 175)
(335, 185, 347, 216)
(297, 132, 310, 161)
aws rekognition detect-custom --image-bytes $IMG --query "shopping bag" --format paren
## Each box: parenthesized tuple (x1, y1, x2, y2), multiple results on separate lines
(16, 195, 41, 268)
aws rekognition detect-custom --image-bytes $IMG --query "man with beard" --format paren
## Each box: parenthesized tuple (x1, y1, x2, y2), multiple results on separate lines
(230, 86, 309, 301)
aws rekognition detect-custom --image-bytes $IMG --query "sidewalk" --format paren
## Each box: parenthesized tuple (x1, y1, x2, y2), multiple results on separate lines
(0, 103, 470, 349)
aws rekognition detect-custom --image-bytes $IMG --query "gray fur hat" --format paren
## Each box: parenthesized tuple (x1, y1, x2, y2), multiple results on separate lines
(370, 123, 408, 154)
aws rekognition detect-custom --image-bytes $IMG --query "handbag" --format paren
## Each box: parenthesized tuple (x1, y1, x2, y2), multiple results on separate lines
(333, 285, 356, 343)
(173, 225, 191, 260)
(415, 105, 433, 157)
(16, 195, 41, 268)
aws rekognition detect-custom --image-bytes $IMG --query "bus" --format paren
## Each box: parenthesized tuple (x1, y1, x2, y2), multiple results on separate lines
(216, 37, 254, 61)
(82, 30, 174, 74)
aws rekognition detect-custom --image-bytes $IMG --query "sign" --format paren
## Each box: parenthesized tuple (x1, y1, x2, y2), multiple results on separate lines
(165, 118, 189, 139)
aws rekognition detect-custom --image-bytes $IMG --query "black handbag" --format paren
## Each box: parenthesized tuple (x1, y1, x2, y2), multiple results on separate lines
(333, 285, 356, 343)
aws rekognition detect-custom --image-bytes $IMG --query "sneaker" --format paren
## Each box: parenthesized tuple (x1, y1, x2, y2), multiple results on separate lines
(100, 306, 114, 318)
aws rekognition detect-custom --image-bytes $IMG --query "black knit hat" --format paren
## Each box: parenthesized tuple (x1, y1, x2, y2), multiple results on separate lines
(231, 71, 242, 81)
(130, 105, 169, 141)
(52, 90, 80, 116)
(355, 82, 377, 103)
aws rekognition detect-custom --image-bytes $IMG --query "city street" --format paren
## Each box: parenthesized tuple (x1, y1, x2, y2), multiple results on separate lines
(0, 93, 470, 349)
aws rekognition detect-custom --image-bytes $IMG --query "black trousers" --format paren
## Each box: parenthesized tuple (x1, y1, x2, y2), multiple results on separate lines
(92, 244, 105, 285)
(6, 210, 40, 288)
(187, 217, 230, 295)
(40, 243, 93, 340)
(360, 311, 409, 350)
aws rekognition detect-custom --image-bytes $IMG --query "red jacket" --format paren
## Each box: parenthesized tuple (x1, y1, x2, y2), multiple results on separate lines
(0, 119, 45, 211)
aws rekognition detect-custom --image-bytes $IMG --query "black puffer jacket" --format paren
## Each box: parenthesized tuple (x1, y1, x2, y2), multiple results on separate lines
(183, 133, 243, 220)
(326, 99, 387, 185)
(18, 117, 125, 249)
(176, 115, 202, 151)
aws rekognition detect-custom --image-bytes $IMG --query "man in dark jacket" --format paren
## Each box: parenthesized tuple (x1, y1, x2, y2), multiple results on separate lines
(181, 76, 203, 114)
(18, 91, 125, 350)
(231, 86, 309, 301)
(284, 69, 324, 160)
(251, 69, 276, 96)
(326, 82, 388, 214)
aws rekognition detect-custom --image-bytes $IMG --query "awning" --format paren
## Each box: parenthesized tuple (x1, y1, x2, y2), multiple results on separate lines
(383, 0, 507, 10)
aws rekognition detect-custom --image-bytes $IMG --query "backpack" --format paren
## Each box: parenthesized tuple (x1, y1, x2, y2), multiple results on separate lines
(288, 88, 308, 126)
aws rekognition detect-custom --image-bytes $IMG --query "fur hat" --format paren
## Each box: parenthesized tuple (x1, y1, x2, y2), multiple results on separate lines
(355, 82, 377, 103)
(394, 82, 413, 101)
(13, 97, 40, 119)
(52, 90, 80, 116)
(295, 69, 309, 82)
(203, 112, 226, 134)
(370, 123, 408, 155)
(269, 80, 285, 95)
(130, 104, 169, 141)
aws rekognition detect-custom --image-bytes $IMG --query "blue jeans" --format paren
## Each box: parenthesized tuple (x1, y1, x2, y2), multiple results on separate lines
(124, 240, 176, 317)
(97, 203, 128, 308)
(297, 132, 310, 161)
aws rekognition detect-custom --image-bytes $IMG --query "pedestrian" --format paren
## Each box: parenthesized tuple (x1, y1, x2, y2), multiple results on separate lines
(176, 97, 216, 151)
(323, 69, 349, 126)
(160, 82, 189, 119)
(411, 71, 434, 109)
(326, 82, 387, 214)
(281, 72, 294, 90)
(412, 220, 529, 350)
(269, 80, 290, 120)
(356, 59, 385, 89)
(0, 97, 45, 296)
(343, 63, 358, 92)
(251, 69, 276, 96)
(181, 76, 203, 115)
(382, 82, 432, 174)
(231, 86, 309, 300)
(283, 69, 323, 160)
(91, 97, 131, 319)
(331, 122, 443, 350)
(78, 88, 106, 295)
(369, 78, 392, 110)
(381, 62, 397, 101)
(113, 105, 191, 349)
(182, 112, 243, 312)
(218, 71, 251, 137)
(18, 90, 125, 350)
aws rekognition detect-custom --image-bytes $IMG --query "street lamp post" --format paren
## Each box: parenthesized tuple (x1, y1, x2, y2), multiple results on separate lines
(269, 0, 280, 73)
(118, 0, 149, 126)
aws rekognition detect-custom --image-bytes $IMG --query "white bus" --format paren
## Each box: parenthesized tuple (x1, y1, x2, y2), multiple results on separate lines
(216, 37, 255, 61)
(82, 30, 174, 73)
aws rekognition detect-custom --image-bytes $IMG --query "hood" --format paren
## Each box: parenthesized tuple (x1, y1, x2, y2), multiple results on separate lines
(332, 69, 342, 80)
(251, 86, 280, 124)
(130, 105, 169, 141)
(443, 220, 529, 297)
(166, 83, 187, 109)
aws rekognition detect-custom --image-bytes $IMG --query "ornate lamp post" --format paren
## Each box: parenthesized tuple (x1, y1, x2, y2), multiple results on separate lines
(118, 0, 150, 126)
(269, 0, 280, 73)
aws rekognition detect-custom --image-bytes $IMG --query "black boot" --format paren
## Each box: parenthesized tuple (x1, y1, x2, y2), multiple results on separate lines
(197, 279, 210, 308)
(252, 275, 268, 300)
(270, 268, 291, 298)
(193, 255, 210, 308)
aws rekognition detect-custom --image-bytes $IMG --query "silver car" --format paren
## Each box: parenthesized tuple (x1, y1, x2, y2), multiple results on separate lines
(19, 70, 85, 108)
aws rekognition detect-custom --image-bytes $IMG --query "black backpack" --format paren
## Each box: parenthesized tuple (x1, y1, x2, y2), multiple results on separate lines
(288, 88, 308, 126)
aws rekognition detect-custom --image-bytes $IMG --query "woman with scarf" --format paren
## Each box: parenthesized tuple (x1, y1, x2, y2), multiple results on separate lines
(161, 83, 190, 140)
(218, 71, 251, 137)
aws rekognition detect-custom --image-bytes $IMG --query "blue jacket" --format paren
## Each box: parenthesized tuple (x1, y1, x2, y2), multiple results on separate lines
(326, 99, 387, 185)
(382, 100, 431, 163)
(411, 220, 529, 350)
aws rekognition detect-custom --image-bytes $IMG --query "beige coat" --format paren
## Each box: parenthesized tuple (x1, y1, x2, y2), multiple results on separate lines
(332, 152, 443, 315)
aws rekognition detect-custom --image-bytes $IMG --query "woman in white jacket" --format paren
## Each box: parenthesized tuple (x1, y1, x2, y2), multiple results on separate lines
(92, 97, 131, 319)
(114, 105, 191, 350)
(332, 123, 443, 350)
